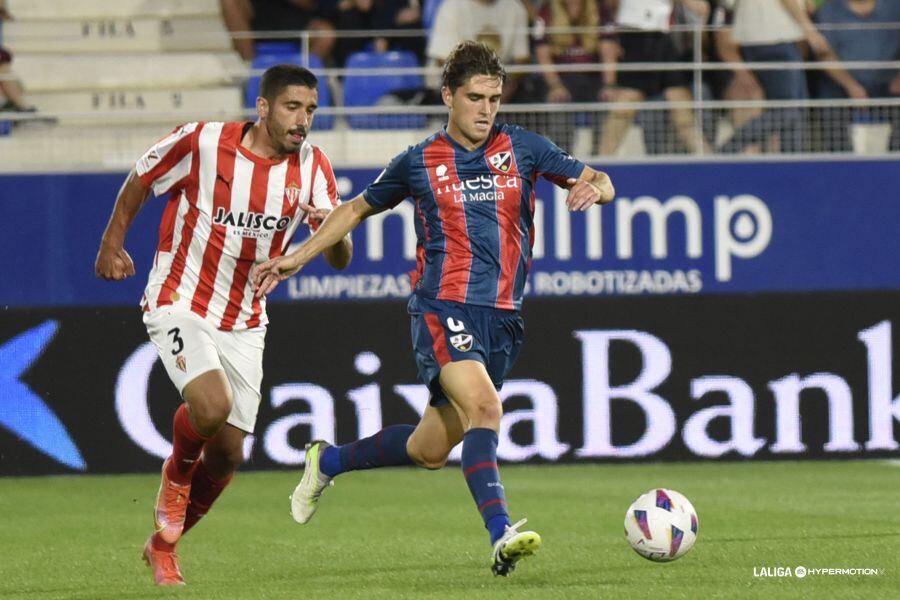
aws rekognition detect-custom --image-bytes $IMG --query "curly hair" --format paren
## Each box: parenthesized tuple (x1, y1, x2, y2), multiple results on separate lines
(441, 40, 507, 92)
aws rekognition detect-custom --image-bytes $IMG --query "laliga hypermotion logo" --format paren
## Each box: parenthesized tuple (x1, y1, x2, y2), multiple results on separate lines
(0, 321, 86, 470)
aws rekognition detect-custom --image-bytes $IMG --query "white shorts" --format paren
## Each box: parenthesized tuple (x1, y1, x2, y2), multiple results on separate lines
(144, 306, 266, 433)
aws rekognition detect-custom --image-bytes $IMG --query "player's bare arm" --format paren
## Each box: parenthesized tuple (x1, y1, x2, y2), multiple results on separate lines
(298, 202, 354, 270)
(323, 234, 353, 270)
(253, 195, 378, 297)
(95, 169, 151, 280)
(565, 166, 615, 211)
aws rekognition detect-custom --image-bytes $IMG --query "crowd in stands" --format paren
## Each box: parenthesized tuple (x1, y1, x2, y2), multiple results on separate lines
(0, 0, 34, 114)
(2, 0, 899, 154)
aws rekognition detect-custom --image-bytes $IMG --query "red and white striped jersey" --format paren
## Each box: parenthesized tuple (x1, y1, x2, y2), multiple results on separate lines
(135, 121, 340, 331)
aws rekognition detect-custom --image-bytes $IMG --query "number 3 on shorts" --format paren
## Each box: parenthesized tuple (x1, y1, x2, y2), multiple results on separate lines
(168, 327, 184, 355)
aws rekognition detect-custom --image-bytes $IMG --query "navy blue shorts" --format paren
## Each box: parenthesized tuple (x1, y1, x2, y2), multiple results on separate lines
(408, 294, 525, 406)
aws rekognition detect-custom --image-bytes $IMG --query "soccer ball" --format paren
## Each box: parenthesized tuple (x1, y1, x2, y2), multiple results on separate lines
(624, 488, 699, 562)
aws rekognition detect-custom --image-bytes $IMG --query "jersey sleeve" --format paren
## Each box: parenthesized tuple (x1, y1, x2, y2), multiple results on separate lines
(309, 147, 341, 232)
(362, 148, 413, 210)
(520, 128, 585, 187)
(135, 122, 200, 197)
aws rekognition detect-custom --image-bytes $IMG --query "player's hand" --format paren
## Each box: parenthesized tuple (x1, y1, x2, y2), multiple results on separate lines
(565, 174, 615, 211)
(252, 254, 301, 298)
(299, 201, 332, 229)
(95, 243, 136, 281)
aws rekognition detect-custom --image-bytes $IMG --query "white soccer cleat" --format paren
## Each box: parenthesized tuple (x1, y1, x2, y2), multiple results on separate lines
(491, 518, 542, 576)
(290, 440, 334, 524)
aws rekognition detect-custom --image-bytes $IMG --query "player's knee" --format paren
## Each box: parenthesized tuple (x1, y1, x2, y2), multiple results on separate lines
(407, 439, 449, 470)
(412, 451, 448, 470)
(188, 396, 232, 433)
(221, 446, 244, 472)
(466, 396, 503, 427)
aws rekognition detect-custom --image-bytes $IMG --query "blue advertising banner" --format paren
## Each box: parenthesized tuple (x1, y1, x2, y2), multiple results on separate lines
(1, 159, 898, 307)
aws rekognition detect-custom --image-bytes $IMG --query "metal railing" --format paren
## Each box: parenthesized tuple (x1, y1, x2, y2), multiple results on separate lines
(1, 22, 898, 165)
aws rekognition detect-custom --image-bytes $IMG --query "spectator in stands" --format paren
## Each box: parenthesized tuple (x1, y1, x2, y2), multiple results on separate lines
(598, 0, 712, 155)
(426, 0, 531, 103)
(333, 0, 424, 67)
(219, 0, 255, 61)
(813, 0, 900, 151)
(718, 0, 824, 153)
(534, 0, 610, 152)
(219, 0, 338, 64)
(0, 51, 31, 113)
(718, 0, 869, 153)
(710, 1, 767, 152)
(0, 1, 34, 114)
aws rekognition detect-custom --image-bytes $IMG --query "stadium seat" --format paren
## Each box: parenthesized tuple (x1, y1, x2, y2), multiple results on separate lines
(343, 51, 426, 130)
(245, 49, 334, 130)
(253, 41, 302, 58)
(422, 0, 445, 31)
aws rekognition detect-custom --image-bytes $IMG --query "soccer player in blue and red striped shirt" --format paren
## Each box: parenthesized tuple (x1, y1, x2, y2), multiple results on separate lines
(253, 40, 615, 576)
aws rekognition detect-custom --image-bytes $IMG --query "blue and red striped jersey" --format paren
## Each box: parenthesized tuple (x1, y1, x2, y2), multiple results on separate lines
(363, 123, 585, 311)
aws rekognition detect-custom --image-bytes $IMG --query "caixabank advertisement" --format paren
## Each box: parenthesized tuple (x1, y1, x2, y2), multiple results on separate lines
(1, 292, 898, 475)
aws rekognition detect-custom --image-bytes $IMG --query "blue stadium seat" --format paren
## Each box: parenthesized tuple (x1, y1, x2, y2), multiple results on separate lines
(254, 41, 301, 57)
(422, 0, 445, 30)
(245, 48, 334, 130)
(343, 51, 426, 129)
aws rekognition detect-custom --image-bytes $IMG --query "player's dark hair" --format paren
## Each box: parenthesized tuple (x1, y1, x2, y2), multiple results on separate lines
(441, 41, 507, 92)
(259, 64, 318, 102)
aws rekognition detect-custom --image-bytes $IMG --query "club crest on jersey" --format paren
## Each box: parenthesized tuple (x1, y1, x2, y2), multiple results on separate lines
(489, 151, 512, 172)
(436, 164, 449, 182)
(449, 333, 473, 352)
(284, 183, 302, 208)
(175, 355, 187, 373)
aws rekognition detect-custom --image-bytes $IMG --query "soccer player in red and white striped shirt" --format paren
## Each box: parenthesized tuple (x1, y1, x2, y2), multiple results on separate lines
(95, 65, 352, 586)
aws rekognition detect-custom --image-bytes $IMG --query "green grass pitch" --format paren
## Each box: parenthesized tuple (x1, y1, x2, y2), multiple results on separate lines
(1, 460, 898, 599)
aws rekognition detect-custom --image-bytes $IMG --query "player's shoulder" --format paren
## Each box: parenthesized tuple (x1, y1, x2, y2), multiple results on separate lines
(501, 123, 553, 150)
(382, 130, 441, 167)
(182, 120, 241, 134)
(500, 122, 539, 139)
(180, 120, 241, 142)
(303, 140, 327, 161)
(410, 130, 445, 155)
(158, 121, 204, 141)
(175, 121, 204, 133)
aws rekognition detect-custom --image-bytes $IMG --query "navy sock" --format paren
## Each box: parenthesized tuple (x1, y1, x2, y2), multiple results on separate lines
(461, 428, 510, 545)
(486, 514, 510, 546)
(319, 424, 415, 477)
